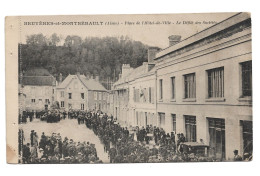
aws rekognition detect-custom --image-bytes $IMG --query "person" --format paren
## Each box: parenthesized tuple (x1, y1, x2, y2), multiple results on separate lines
(30, 130, 34, 146)
(22, 143, 31, 163)
(233, 150, 242, 161)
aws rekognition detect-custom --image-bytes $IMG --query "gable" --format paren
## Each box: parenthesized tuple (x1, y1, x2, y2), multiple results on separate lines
(65, 76, 88, 91)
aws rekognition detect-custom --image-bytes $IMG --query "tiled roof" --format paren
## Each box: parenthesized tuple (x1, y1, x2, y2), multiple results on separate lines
(22, 76, 56, 86)
(57, 74, 107, 91)
(24, 68, 52, 76)
(79, 75, 107, 91)
(56, 74, 75, 89)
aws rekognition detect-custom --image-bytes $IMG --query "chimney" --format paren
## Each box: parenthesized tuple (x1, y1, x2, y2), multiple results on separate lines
(148, 47, 161, 64)
(59, 73, 62, 84)
(122, 64, 133, 78)
(168, 35, 181, 46)
(95, 75, 99, 82)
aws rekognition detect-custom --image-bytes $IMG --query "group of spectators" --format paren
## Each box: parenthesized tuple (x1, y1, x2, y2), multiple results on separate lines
(19, 110, 67, 124)
(19, 111, 35, 124)
(80, 110, 194, 163)
(19, 108, 252, 163)
(19, 129, 102, 164)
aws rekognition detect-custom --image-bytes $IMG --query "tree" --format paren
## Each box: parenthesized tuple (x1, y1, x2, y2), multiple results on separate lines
(21, 34, 149, 84)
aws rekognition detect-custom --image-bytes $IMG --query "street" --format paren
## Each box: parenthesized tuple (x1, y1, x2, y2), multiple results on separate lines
(20, 118, 109, 163)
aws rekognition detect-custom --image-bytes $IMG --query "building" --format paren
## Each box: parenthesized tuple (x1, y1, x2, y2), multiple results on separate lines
(56, 73, 108, 112)
(22, 68, 57, 111)
(112, 12, 252, 160)
(113, 47, 160, 127)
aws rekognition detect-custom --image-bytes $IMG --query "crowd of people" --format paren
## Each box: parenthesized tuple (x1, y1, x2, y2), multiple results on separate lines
(81, 110, 203, 163)
(19, 110, 69, 124)
(19, 129, 102, 164)
(19, 109, 252, 163)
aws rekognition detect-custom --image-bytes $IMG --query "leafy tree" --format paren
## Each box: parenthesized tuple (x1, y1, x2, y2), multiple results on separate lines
(20, 33, 149, 86)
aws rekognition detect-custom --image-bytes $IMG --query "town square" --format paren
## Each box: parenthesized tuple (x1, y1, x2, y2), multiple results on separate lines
(16, 12, 252, 163)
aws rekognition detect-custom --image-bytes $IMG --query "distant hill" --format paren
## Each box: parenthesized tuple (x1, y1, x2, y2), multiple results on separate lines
(19, 34, 149, 84)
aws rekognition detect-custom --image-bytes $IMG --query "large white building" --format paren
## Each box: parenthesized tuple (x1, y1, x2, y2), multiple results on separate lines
(56, 73, 108, 112)
(112, 12, 252, 160)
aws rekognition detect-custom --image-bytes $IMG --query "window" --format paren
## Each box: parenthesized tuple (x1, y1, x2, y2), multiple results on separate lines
(185, 115, 196, 142)
(208, 118, 225, 159)
(81, 93, 84, 99)
(171, 77, 175, 99)
(159, 79, 163, 100)
(207, 67, 224, 98)
(151, 87, 154, 104)
(53, 89, 54, 94)
(94, 92, 97, 100)
(141, 88, 147, 103)
(45, 99, 50, 104)
(31, 99, 35, 103)
(135, 89, 140, 102)
(68, 93, 72, 99)
(39, 99, 42, 102)
(171, 114, 176, 133)
(241, 61, 252, 97)
(61, 101, 64, 108)
(149, 87, 152, 103)
(60, 91, 64, 97)
(158, 112, 165, 127)
(81, 103, 84, 110)
(184, 73, 196, 99)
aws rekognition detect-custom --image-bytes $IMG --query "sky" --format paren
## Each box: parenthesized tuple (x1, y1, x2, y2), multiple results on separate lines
(20, 13, 237, 48)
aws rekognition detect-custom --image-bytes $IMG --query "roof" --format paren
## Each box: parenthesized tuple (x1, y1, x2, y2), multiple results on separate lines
(22, 76, 56, 86)
(57, 74, 107, 91)
(24, 68, 52, 76)
(79, 75, 107, 91)
(114, 63, 155, 86)
(155, 12, 250, 59)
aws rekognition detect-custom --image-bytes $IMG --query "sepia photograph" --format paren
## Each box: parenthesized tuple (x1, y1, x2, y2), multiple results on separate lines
(5, 12, 252, 164)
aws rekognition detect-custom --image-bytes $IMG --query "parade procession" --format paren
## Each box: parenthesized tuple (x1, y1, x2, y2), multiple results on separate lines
(16, 12, 252, 164)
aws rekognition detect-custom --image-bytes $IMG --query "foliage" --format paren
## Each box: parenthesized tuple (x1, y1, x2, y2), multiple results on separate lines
(20, 33, 149, 82)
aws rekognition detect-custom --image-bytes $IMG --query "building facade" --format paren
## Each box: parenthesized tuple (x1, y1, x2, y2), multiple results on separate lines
(22, 69, 56, 112)
(112, 13, 252, 160)
(56, 74, 108, 112)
